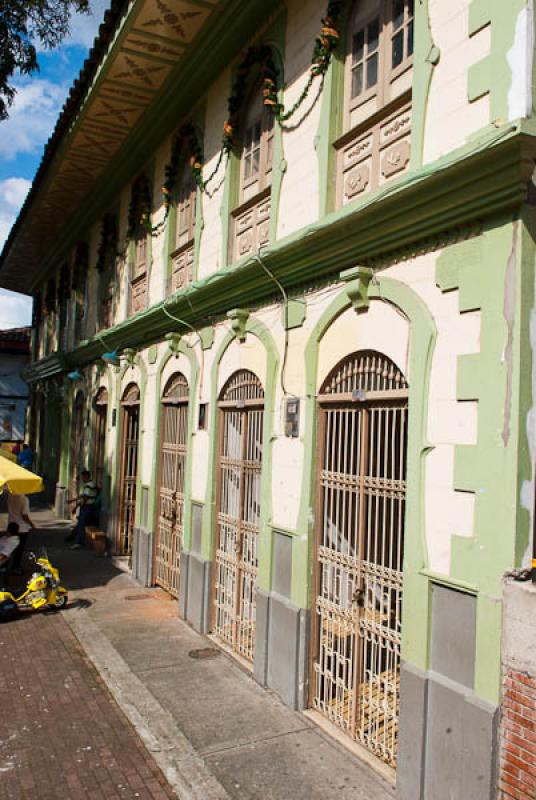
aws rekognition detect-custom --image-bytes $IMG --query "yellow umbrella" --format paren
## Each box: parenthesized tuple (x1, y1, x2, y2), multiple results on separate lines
(0, 454, 44, 494)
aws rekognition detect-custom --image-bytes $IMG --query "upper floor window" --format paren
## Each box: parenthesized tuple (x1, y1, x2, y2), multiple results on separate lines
(231, 85, 274, 262)
(337, 0, 414, 207)
(96, 213, 118, 331)
(169, 158, 196, 294)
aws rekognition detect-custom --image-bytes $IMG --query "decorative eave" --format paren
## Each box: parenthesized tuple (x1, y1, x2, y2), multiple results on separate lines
(21, 124, 530, 379)
(0, 0, 282, 294)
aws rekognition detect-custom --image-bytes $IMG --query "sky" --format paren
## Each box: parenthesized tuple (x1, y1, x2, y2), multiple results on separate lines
(0, 0, 110, 329)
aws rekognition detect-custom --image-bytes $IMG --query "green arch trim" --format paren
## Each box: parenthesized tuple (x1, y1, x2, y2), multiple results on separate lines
(147, 342, 200, 561)
(296, 276, 437, 669)
(201, 316, 279, 592)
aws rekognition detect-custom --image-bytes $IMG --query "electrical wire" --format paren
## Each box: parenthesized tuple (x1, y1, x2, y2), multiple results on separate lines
(255, 247, 297, 399)
(162, 303, 204, 396)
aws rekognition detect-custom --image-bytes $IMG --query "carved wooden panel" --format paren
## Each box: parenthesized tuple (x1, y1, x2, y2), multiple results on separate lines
(337, 101, 411, 208)
(129, 272, 147, 315)
(170, 244, 194, 293)
(231, 192, 270, 263)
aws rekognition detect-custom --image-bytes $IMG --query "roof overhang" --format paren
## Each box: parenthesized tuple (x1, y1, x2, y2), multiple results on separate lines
(0, 0, 281, 294)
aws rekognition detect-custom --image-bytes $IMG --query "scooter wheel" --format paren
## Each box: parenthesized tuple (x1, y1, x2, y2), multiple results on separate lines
(51, 594, 68, 610)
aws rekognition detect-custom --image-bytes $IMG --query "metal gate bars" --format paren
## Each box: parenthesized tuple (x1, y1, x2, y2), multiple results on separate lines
(312, 351, 408, 768)
(213, 369, 264, 663)
(118, 383, 140, 556)
(155, 373, 189, 598)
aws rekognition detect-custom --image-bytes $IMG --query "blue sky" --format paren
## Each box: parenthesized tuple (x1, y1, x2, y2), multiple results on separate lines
(0, 0, 109, 329)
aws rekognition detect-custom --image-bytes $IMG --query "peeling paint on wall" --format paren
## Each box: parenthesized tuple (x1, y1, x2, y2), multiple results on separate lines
(502, 223, 518, 447)
(507, 1, 534, 121)
(521, 251, 536, 567)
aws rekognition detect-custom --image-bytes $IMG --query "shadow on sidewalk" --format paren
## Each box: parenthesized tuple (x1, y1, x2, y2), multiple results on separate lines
(14, 521, 126, 594)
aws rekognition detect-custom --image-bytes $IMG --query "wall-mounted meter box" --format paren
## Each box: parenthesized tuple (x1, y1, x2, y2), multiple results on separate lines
(284, 397, 300, 438)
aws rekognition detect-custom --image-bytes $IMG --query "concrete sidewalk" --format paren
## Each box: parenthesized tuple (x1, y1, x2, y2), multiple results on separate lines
(12, 510, 395, 800)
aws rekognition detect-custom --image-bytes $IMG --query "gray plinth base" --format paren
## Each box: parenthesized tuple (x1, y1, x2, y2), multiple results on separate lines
(183, 550, 212, 634)
(254, 589, 310, 710)
(131, 526, 153, 587)
(397, 581, 499, 800)
(397, 664, 499, 800)
(54, 484, 68, 520)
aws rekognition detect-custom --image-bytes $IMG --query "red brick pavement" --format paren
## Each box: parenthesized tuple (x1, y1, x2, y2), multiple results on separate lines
(0, 607, 176, 800)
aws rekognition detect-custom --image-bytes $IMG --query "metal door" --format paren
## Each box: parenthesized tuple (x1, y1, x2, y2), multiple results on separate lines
(118, 383, 140, 555)
(155, 373, 189, 597)
(214, 369, 264, 662)
(70, 390, 85, 500)
(312, 351, 408, 768)
(94, 387, 108, 492)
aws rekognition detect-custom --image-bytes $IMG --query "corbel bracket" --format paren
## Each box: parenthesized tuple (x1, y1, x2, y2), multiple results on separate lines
(165, 332, 182, 357)
(340, 267, 373, 313)
(122, 347, 137, 368)
(227, 308, 250, 342)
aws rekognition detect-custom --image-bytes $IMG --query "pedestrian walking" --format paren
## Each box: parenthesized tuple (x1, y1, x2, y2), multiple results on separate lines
(7, 492, 36, 574)
(66, 469, 99, 549)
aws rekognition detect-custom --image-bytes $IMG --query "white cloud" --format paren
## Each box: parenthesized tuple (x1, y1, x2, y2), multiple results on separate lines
(0, 79, 69, 161)
(0, 177, 32, 250)
(0, 178, 33, 327)
(67, 0, 110, 49)
(0, 289, 32, 329)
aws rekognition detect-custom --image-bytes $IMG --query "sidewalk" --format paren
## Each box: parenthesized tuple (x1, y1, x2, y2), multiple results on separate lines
(4, 510, 395, 800)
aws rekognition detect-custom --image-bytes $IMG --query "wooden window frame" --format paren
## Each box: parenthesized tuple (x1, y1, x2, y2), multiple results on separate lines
(169, 157, 196, 295)
(345, 0, 414, 128)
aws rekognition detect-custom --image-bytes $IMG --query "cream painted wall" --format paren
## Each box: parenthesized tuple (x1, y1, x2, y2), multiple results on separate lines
(423, 0, 490, 164)
(383, 252, 479, 573)
(276, 0, 324, 239)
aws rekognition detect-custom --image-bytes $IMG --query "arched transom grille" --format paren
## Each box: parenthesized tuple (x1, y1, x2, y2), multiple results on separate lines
(220, 369, 264, 403)
(156, 372, 190, 598)
(162, 372, 189, 403)
(321, 350, 408, 396)
(121, 382, 140, 405)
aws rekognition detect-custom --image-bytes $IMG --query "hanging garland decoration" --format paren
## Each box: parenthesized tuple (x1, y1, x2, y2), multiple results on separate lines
(127, 173, 153, 239)
(96, 213, 118, 273)
(201, 0, 344, 193)
(162, 123, 203, 210)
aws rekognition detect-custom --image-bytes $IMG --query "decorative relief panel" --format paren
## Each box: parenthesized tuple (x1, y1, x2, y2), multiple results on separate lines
(232, 192, 271, 262)
(337, 101, 412, 207)
(170, 244, 194, 294)
(129, 273, 148, 316)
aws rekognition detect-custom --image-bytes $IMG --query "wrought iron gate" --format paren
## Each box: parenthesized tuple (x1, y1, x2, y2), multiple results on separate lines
(312, 351, 408, 768)
(155, 373, 189, 597)
(94, 387, 108, 492)
(213, 370, 264, 662)
(118, 383, 140, 555)
(70, 390, 85, 500)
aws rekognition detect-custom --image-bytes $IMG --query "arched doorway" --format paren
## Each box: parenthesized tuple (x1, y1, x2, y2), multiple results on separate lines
(93, 387, 108, 494)
(312, 350, 408, 768)
(213, 369, 264, 663)
(69, 390, 85, 501)
(155, 372, 189, 597)
(118, 383, 140, 555)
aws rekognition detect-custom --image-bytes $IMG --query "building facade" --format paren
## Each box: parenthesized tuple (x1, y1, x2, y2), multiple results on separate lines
(0, 327, 31, 444)
(1, 0, 536, 796)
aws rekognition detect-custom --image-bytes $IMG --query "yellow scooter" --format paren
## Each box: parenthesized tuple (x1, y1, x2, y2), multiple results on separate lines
(0, 551, 68, 619)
